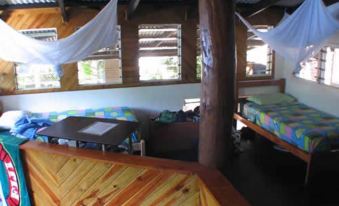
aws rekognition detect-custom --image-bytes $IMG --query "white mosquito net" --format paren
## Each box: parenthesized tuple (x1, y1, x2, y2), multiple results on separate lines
(237, 0, 339, 72)
(0, 0, 118, 66)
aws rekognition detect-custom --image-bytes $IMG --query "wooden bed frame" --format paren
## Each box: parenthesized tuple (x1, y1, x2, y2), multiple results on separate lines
(234, 79, 339, 185)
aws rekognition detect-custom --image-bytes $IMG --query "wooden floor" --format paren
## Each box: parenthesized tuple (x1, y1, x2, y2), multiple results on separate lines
(225, 137, 339, 206)
(156, 135, 339, 206)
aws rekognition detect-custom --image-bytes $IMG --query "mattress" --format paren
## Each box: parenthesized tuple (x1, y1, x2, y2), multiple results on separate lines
(243, 102, 339, 152)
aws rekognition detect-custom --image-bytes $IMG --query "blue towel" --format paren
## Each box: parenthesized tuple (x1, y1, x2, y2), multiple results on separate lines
(10, 117, 53, 140)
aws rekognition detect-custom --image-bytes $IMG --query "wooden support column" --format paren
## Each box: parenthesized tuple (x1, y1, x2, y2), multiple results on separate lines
(127, 0, 141, 20)
(241, 0, 280, 17)
(198, 0, 236, 168)
(57, 0, 68, 23)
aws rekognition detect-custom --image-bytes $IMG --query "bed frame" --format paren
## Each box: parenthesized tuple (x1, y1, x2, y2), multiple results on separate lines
(234, 79, 339, 185)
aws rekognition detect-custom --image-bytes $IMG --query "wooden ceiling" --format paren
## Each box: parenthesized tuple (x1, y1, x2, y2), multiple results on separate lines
(0, 0, 337, 21)
(0, 0, 310, 10)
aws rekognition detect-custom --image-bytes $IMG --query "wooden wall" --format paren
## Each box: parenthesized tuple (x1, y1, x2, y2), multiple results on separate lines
(20, 142, 249, 206)
(0, 4, 282, 95)
(0, 5, 199, 95)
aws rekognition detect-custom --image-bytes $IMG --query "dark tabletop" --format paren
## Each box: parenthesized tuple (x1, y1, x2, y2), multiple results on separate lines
(37, 116, 139, 145)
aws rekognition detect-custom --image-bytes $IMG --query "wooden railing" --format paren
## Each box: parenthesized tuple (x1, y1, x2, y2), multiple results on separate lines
(237, 78, 286, 94)
(20, 142, 249, 206)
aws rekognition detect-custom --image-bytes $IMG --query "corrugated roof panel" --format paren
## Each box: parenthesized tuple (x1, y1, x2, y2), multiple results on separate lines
(2, 0, 56, 6)
(0, 0, 304, 7)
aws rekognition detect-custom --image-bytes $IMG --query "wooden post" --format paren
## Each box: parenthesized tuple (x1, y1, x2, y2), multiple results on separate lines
(198, 0, 236, 168)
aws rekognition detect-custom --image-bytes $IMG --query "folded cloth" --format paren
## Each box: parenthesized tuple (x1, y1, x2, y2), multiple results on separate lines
(10, 117, 53, 140)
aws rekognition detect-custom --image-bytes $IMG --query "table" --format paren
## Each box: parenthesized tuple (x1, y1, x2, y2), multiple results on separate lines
(37, 116, 139, 153)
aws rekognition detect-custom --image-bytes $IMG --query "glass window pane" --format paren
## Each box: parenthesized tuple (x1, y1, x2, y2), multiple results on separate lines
(330, 48, 339, 86)
(324, 47, 339, 87)
(138, 24, 181, 81)
(15, 28, 60, 90)
(196, 26, 202, 80)
(297, 56, 321, 82)
(78, 26, 122, 85)
(246, 26, 273, 77)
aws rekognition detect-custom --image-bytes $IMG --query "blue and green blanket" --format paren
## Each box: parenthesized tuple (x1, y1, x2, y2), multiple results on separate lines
(243, 102, 339, 152)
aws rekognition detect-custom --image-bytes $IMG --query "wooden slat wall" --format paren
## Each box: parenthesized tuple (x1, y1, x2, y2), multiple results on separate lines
(0, 5, 283, 95)
(20, 142, 250, 206)
(0, 5, 199, 95)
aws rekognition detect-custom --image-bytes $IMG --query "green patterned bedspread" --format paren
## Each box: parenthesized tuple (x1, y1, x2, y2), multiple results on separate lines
(243, 102, 339, 152)
(30, 107, 137, 122)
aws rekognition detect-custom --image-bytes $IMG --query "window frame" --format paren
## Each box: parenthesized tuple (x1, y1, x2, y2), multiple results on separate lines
(296, 46, 339, 89)
(244, 25, 275, 80)
(138, 24, 182, 82)
(77, 25, 123, 86)
(14, 28, 61, 91)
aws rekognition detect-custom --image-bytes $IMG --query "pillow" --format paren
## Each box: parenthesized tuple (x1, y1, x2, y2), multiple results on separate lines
(0, 111, 28, 130)
(247, 93, 297, 105)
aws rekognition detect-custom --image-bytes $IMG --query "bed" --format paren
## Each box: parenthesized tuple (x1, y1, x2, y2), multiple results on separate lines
(234, 79, 339, 184)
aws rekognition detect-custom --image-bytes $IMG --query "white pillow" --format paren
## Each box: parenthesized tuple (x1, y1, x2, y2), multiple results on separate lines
(0, 111, 27, 130)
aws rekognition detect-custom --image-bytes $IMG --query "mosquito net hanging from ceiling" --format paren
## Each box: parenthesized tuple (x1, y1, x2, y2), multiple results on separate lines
(0, 0, 118, 66)
(237, 0, 339, 72)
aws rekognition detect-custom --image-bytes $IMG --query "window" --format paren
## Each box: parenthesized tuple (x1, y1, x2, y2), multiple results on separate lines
(297, 46, 339, 88)
(78, 26, 122, 85)
(296, 50, 323, 82)
(15, 28, 60, 90)
(183, 98, 200, 112)
(325, 47, 339, 87)
(138, 24, 182, 81)
(196, 26, 202, 80)
(246, 26, 273, 78)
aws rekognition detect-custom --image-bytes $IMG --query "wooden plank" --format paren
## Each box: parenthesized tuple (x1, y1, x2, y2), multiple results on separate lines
(24, 157, 60, 205)
(140, 174, 190, 206)
(197, 170, 249, 206)
(78, 167, 144, 205)
(121, 172, 174, 205)
(240, 0, 281, 17)
(234, 113, 310, 162)
(103, 169, 161, 205)
(157, 175, 199, 206)
(198, 0, 236, 168)
(181, 192, 200, 205)
(21, 142, 249, 206)
(56, 0, 68, 22)
(56, 158, 84, 185)
(237, 78, 285, 92)
(127, 0, 141, 19)
(62, 163, 114, 205)
(21, 142, 200, 174)
(199, 180, 220, 206)
(58, 160, 96, 198)
(24, 151, 60, 188)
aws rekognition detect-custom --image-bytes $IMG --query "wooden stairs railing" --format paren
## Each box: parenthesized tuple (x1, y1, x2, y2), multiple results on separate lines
(20, 142, 249, 206)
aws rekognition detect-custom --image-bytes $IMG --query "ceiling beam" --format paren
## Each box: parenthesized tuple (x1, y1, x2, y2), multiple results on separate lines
(0, 3, 58, 11)
(0, 0, 198, 12)
(127, 0, 141, 20)
(324, 0, 338, 6)
(286, 0, 338, 14)
(57, 0, 68, 23)
(240, 0, 281, 17)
